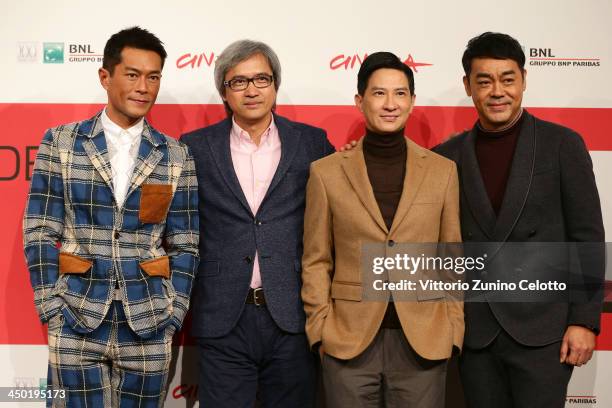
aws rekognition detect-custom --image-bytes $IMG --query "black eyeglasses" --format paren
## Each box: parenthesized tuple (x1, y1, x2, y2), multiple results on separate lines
(223, 74, 274, 91)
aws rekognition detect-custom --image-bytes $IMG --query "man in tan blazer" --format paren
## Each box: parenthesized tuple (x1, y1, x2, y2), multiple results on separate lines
(302, 52, 463, 407)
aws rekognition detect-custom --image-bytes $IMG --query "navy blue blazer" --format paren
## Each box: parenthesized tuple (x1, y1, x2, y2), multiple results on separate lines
(181, 114, 335, 338)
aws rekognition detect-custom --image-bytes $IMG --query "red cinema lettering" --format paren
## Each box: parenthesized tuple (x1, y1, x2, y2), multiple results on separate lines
(351, 53, 368, 68)
(176, 53, 197, 69)
(201, 52, 215, 66)
(176, 52, 216, 69)
(172, 384, 198, 399)
(403, 54, 432, 73)
(330, 54, 350, 70)
(330, 53, 369, 70)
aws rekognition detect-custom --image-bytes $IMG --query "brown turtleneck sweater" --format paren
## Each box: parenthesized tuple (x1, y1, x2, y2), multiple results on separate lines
(363, 128, 407, 230)
(475, 111, 525, 215)
(363, 128, 407, 329)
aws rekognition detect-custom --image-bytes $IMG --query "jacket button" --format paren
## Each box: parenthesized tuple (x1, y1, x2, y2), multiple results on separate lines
(114, 231, 121, 239)
(528, 230, 536, 237)
(254, 219, 262, 226)
(388, 240, 395, 247)
(244, 256, 253, 264)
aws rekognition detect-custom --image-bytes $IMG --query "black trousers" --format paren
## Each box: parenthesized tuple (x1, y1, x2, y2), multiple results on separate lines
(460, 330, 573, 408)
(197, 304, 316, 408)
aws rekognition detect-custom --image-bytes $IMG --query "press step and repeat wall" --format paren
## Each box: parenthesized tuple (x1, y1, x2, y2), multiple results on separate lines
(1, 1, 610, 406)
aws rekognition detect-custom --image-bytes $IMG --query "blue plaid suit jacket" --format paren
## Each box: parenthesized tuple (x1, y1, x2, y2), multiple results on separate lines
(23, 112, 199, 339)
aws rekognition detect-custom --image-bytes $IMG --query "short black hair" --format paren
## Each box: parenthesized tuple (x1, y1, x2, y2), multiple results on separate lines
(103, 26, 167, 74)
(357, 52, 415, 96)
(462, 32, 525, 77)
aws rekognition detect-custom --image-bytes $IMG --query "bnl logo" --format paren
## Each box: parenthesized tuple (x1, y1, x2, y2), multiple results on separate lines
(43, 42, 64, 63)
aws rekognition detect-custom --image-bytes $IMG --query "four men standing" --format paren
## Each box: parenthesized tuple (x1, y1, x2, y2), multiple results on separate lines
(23, 28, 604, 408)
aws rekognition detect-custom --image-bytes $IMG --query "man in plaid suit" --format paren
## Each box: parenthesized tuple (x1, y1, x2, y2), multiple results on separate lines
(23, 27, 199, 407)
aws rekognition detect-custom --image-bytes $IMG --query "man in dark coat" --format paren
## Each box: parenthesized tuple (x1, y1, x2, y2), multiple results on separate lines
(433, 32, 605, 408)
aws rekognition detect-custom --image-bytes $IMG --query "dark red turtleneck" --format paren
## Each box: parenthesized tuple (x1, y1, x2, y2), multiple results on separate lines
(475, 111, 525, 215)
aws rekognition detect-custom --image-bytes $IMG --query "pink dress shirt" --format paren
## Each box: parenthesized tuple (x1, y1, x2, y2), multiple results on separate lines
(230, 117, 281, 288)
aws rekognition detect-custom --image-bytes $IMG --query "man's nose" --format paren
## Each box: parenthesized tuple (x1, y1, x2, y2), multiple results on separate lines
(135, 76, 147, 93)
(243, 80, 259, 96)
(490, 80, 504, 97)
(383, 94, 398, 110)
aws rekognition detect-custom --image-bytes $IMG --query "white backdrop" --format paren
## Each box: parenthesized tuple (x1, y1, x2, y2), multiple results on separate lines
(1, 1, 610, 406)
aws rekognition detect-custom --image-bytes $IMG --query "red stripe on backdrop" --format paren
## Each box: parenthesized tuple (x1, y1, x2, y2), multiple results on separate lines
(0, 103, 611, 346)
(0, 103, 609, 149)
(597, 314, 612, 351)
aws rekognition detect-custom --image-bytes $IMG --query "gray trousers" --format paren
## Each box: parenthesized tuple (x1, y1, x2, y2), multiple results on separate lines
(322, 329, 447, 408)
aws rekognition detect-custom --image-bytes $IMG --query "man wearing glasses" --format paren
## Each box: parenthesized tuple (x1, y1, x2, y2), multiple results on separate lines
(181, 40, 335, 407)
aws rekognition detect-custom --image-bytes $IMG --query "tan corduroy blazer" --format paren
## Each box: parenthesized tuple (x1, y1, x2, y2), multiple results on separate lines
(302, 137, 464, 360)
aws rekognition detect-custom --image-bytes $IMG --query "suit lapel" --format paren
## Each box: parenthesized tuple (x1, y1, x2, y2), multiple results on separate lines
(493, 112, 535, 241)
(206, 118, 252, 215)
(82, 113, 114, 194)
(125, 121, 164, 200)
(388, 139, 428, 236)
(341, 139, 388, 233)
(460, 129, 496, 239)
(259, 115, 301, 210)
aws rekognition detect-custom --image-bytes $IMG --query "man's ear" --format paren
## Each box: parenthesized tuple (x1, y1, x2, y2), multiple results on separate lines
(99, 67, 110, 91)
(354, 93, 363, 112)
(463, 75, 472, 97)
(522, 69, 527, 91)
(408, 94, 416, 114)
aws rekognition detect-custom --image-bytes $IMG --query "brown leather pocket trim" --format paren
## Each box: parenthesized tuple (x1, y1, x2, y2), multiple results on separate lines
(140, 256, 170, 279)
(331, 281, 362, 301)
(139, 184, 173, 223)
(59, 253, 93, 274)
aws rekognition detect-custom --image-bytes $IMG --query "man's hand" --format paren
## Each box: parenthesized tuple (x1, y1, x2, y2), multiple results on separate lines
(339, 140, 358, 152)
(560, 325, 596, 366)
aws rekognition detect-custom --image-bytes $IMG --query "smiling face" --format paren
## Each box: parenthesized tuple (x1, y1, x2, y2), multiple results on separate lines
(222, 53, 277, 130)
(355, 68, 415, 134)
(98, 47, 162, 128)
(464, 57, 526, 130)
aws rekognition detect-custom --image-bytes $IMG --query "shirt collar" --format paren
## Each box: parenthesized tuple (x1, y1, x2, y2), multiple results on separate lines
(100, 107, 144, 142)
(230, 115, 276, 147)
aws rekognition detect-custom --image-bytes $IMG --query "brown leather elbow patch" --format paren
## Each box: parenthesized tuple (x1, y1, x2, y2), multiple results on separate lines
(59, 253, 93, 274)
(139, 184, 173, 223)
(140, 256, 170, 279)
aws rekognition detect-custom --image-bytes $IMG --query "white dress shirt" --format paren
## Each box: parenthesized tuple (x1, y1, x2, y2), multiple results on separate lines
(100, 109, 143, 208)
